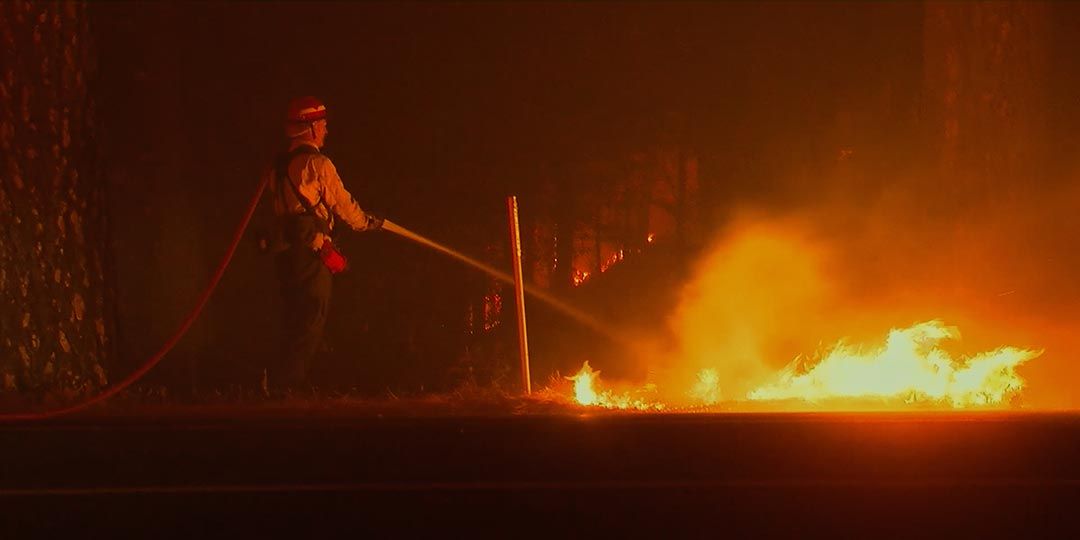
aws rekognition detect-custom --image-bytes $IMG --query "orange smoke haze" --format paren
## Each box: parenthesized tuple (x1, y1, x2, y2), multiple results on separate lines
(624, 181, 1080, 409)
(661, 213, 835, 403)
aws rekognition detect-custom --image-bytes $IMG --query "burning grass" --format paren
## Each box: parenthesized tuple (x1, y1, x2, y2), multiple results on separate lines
(565, 361, 665, 411)
(558, 320, 1039, 412)
(747, 320, 1037, 407)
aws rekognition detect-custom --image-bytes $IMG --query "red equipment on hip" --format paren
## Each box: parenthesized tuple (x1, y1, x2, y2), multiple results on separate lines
(319, 239, 348, 274)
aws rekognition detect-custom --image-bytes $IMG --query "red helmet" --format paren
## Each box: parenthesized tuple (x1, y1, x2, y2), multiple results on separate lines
(286, 96, 327, 123)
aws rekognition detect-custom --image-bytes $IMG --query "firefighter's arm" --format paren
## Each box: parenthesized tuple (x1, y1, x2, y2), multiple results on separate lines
(317, 157, 382, 232)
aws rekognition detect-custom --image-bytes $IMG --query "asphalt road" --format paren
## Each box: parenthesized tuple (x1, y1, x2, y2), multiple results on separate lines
(2, 411, 1078, 536)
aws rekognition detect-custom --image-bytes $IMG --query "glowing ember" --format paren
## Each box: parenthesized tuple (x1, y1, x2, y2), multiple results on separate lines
(572, 269, 591, 287)
(600, 249, 625, 273)
(746, 320, 1039, 407)
(567, 361, 665, 411)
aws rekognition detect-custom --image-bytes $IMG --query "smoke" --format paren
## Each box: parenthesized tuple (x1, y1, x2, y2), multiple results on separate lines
(650, 166, 1080, 409)
(660, 211, 835, 401)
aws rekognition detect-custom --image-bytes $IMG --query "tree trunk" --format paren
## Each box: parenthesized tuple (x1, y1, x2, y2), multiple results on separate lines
(0, 0, 112, 402)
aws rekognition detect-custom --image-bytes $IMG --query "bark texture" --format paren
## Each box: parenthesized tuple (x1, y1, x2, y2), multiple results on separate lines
(0, 0, 110, 399)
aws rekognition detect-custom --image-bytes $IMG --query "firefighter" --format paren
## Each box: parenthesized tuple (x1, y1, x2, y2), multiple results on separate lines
(262, 96, 383, 394)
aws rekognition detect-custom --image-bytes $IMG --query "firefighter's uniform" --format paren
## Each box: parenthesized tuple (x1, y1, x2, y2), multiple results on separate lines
(265, 97, 382, 391)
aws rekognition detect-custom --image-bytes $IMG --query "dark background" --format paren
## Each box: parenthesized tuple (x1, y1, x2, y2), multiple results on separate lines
(81, 2, 1080, 403)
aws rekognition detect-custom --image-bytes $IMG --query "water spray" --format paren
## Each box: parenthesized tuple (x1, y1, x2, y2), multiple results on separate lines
(381, 219, 624, 342)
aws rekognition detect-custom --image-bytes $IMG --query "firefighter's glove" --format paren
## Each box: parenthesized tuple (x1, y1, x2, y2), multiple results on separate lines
(367, 214, 385, 231)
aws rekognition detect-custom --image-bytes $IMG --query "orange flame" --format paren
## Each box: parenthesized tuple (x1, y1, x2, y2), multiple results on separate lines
(572, 269, 591, 287)
(559, 322, 1037, 411)
(745, 320, 1039, 407)
(567, 361, 665, 411)
(689, 368, 722, 405)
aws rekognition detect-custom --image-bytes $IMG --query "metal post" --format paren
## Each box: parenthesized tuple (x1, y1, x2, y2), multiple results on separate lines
(507, 196, 531, 394)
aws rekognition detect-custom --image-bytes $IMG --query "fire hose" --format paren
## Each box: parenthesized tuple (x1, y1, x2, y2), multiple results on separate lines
(0, 175, 272, 421)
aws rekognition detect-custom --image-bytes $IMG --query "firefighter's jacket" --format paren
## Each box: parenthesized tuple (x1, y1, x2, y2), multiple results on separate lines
(266, 141, 380, 252)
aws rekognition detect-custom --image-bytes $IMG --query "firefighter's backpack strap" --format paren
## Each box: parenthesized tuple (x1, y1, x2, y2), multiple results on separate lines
(276, 145, 333, 234)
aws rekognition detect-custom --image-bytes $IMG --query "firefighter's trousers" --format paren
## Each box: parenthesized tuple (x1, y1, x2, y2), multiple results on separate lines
(273, 244, 331, 390)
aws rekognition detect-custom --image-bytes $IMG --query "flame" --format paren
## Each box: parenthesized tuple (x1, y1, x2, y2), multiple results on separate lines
(558, 320, 1038, 411)
(746, 320, 1040, 407)
(567, 361, 665, 411)
(689, 368, 722, 405)
(600, 249, 625, 273)
(572, 269, 591, 287)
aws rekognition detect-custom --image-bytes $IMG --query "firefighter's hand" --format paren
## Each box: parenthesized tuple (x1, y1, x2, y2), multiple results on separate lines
(367, 214, 385, 231)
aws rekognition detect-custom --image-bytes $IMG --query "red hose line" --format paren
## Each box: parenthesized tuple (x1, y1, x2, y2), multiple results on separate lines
(0, 175, 271, 421)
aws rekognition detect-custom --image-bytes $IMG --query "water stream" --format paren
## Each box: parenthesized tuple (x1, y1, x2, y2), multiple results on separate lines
(382, 220, 620, 341)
